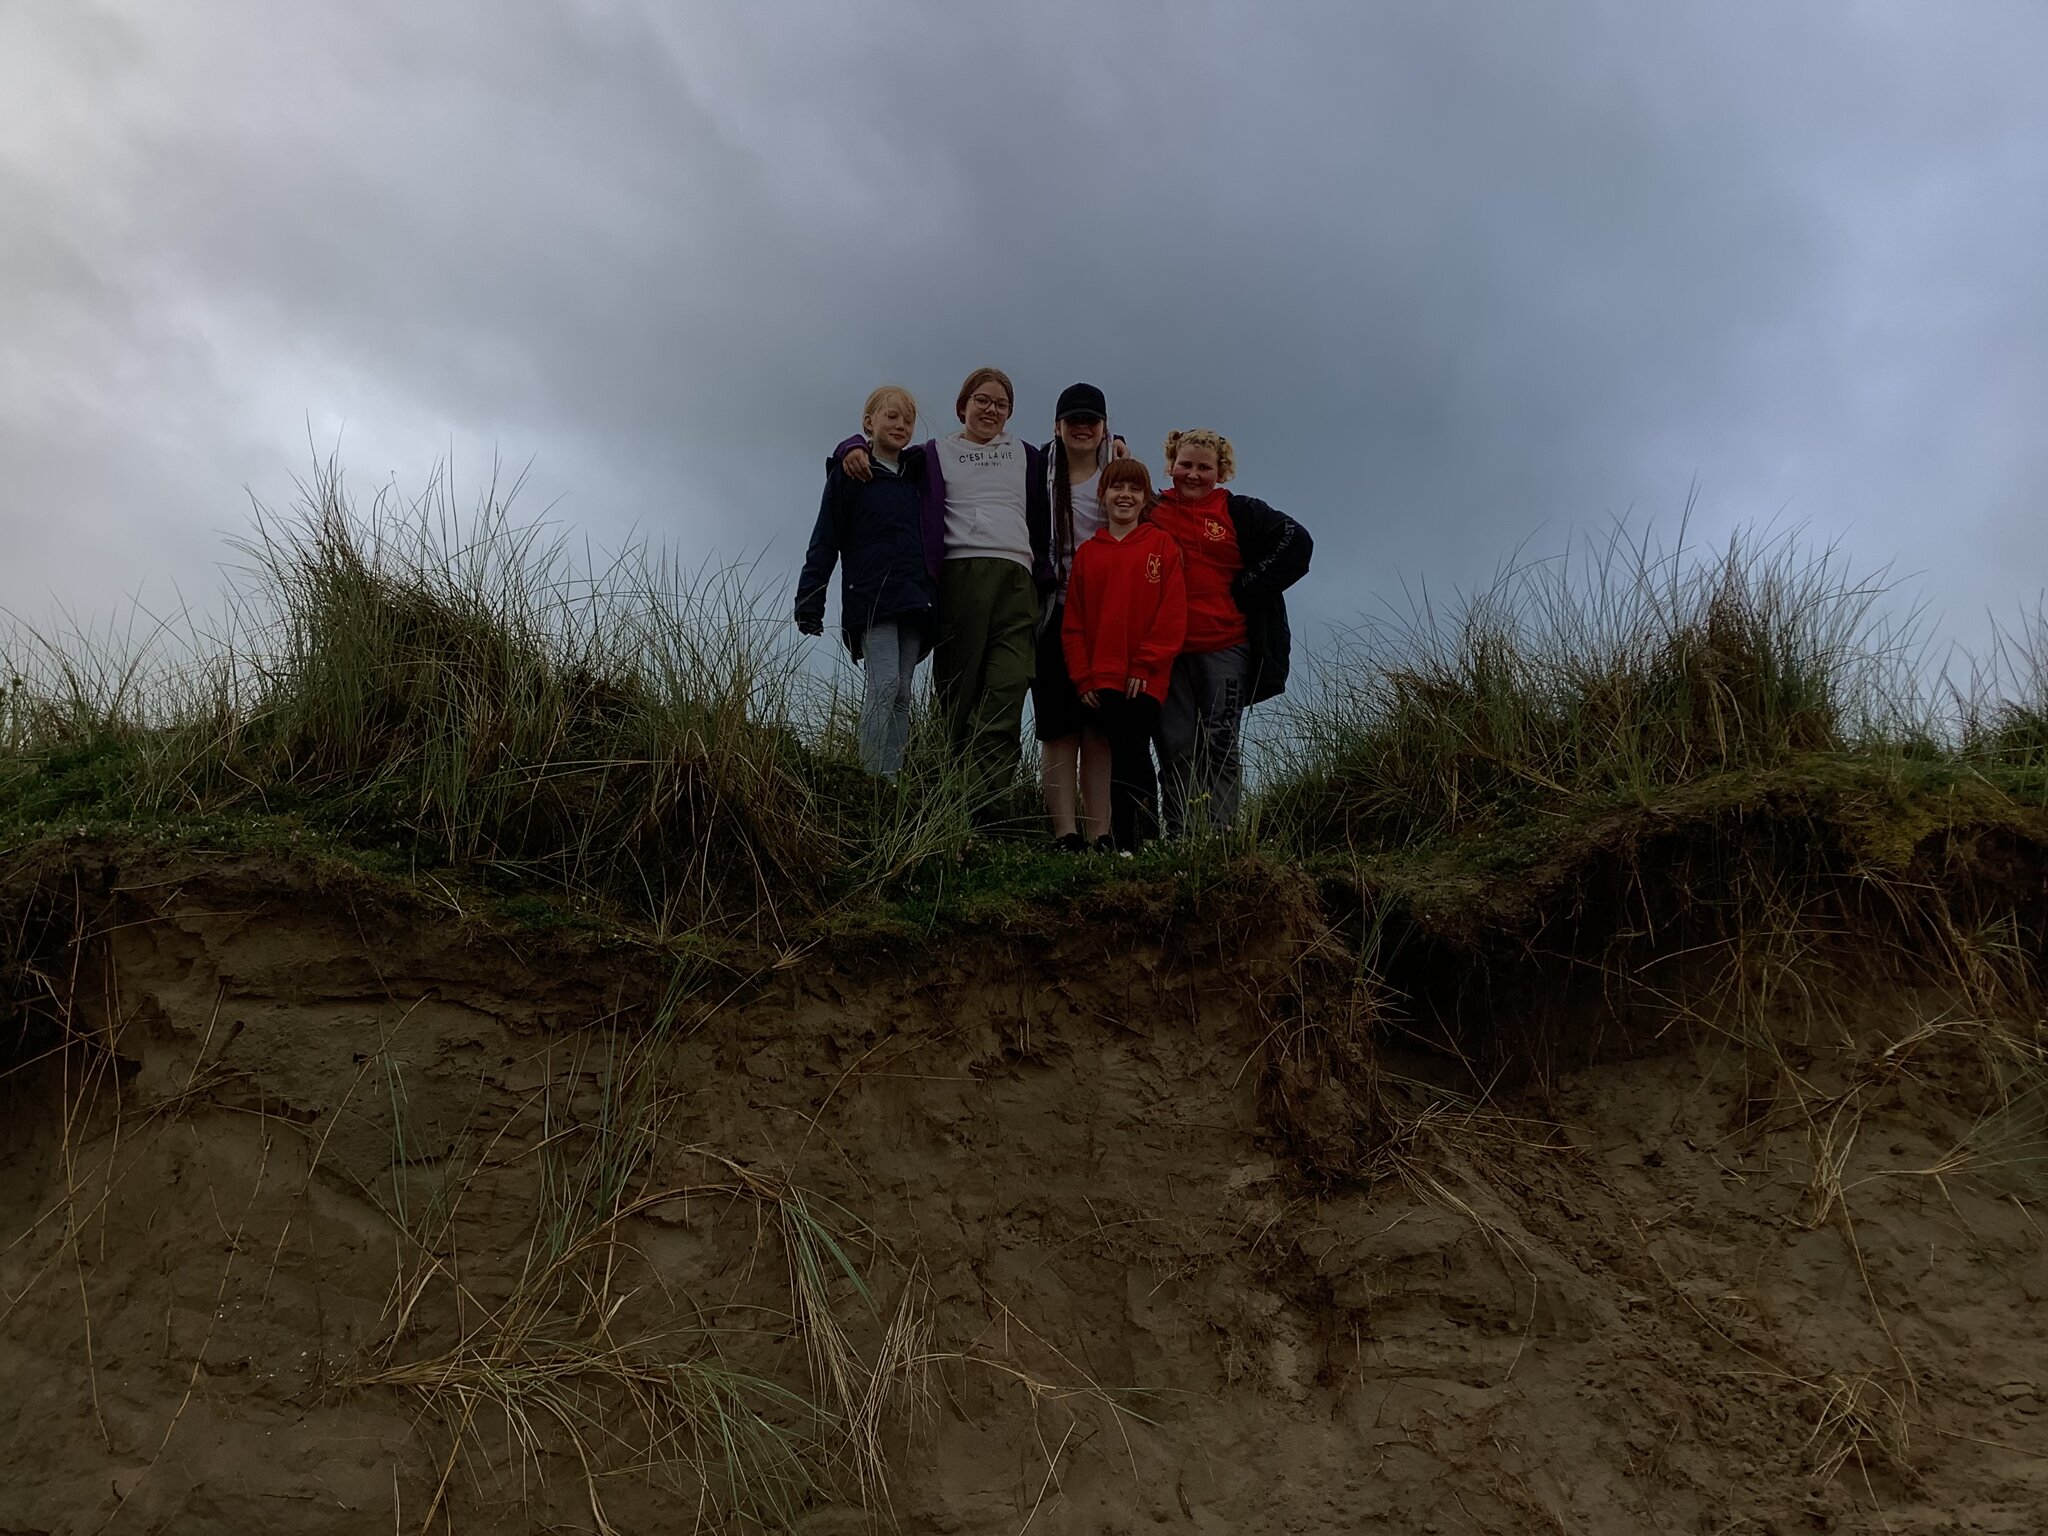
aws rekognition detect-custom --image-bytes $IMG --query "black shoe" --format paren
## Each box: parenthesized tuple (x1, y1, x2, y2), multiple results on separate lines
(1052, 832, 1087, 854)
(1091, 835, 1115, 855)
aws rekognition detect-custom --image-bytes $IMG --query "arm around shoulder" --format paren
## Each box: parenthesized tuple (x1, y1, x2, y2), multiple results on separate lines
(832, 434, 876, 482)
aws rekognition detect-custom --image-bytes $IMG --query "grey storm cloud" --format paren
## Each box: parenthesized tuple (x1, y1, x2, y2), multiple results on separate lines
(4, 0, 2045, 659)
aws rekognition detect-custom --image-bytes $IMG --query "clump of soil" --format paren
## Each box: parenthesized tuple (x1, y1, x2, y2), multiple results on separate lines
(0, 841, 2044, 1534)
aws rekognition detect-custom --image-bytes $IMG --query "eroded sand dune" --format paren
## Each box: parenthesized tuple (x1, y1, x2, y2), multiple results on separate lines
(1, 846, 2044, 1534)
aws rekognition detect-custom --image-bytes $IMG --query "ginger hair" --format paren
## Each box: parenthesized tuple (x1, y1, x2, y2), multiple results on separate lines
(1162, 428, 1236, 484)
(862, 385, 917, 432)
(954, 366, 1015, 419)
(1096, 456, 1156, 505)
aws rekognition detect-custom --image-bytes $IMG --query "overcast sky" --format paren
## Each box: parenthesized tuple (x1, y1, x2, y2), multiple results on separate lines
(4, 1, 2045, 667)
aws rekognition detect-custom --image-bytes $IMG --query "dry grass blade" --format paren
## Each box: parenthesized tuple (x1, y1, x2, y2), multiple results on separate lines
(1801, 1370, 1914, 1485)
(330, 1009, 933, 1533)
(356, 1337, 822, 1535)
(1944, 1055, 2048, 1196)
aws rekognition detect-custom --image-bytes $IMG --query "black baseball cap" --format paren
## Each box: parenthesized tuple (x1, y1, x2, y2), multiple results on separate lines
(1055, 382, 1107, 422)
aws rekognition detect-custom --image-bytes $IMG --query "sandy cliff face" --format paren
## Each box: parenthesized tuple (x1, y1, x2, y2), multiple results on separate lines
(0, 846, 2043, 1535)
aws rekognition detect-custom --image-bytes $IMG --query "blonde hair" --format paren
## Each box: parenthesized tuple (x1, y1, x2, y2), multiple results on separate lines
(954, 366, 1015, 419)
(862, 384, 917, 430)
(1162, 429, 1236, 484)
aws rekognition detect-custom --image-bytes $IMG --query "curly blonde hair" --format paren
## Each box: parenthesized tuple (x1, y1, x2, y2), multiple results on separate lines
(1162, 429, 1235, 484)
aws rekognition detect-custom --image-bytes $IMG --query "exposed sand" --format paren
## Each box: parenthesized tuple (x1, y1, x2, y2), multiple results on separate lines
(1, 847, 2043, 1533)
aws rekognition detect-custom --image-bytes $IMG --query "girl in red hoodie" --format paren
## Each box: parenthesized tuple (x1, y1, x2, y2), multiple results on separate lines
(1061, 458, 1187, 852)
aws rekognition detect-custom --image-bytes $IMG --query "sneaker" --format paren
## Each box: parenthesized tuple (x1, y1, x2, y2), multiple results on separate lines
(1052, 832, 1087, 854)
(1091, 835, 1115, 855)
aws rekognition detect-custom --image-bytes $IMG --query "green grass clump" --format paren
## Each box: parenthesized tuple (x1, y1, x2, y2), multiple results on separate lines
(4, 461, 863, 936)
(220, 465, 834, 933)
(1958, 607, 2048, 769)
(1258, 519, 1937, 851)
(0, 735, 144, 824)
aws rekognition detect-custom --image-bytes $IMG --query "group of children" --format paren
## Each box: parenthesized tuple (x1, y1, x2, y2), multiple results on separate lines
(795, 369, 1313, 852)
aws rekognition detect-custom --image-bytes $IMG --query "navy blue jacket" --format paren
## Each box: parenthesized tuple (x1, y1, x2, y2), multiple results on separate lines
(794, 449, 936, 661)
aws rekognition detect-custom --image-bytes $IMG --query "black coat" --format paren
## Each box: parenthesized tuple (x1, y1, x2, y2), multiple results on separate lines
(794, 451, 937, 661)
(1224, 493, 1314, 705)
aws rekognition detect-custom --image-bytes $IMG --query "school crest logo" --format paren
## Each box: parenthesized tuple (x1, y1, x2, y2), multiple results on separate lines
(1204, 518, 1227, 542)
(1146, 552, 1162, 583)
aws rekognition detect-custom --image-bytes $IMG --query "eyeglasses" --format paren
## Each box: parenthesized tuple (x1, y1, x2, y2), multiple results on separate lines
(967, 393, 1012, 413)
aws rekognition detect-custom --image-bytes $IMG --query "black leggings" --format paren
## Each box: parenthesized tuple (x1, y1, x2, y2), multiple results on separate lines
(1081, 691, 1161, 851)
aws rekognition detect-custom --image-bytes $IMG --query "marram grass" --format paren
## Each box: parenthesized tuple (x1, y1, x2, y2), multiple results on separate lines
(4, 463, 2046, 931)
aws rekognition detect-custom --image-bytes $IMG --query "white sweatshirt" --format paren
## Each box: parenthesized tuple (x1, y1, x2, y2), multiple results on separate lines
(935, 431, 1032, 568)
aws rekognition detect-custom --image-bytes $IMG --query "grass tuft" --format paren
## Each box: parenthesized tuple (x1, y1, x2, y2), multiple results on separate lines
(1260, 517, 1929, 849)
(210, 460, 834, 936)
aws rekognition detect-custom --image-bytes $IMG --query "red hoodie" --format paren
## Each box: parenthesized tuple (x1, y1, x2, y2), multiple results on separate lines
(1062, 520, 1188, 699)
(1146, 487, 1248, 652)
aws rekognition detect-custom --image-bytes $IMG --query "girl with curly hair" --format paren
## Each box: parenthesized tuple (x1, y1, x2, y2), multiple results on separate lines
(1146, 429, 1314, 834)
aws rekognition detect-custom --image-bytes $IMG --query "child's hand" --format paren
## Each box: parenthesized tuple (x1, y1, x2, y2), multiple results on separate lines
(1125, 677, 1146, 697)
(797, 618, 824, 637)
(1111, 435, 1129, 461)
(843, 444, 874, 482)
(1081, 689, 1103, 708)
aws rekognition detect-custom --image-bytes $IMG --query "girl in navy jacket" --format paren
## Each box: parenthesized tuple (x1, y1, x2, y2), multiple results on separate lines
(795, 386, 936, 780)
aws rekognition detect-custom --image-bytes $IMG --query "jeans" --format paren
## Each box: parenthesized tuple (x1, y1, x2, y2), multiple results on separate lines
(1155, 644, 1250, 835)
(858, 618, 926, 779)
